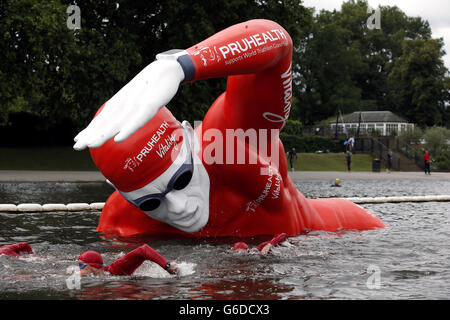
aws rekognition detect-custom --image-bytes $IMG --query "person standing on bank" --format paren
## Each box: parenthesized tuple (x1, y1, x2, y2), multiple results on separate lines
(346, 151, 352, 172)
(348, 136, 355, 153)
(287, 148, 297, 172)
(386, 149, 393, 173)
(424, 150, 431, 175)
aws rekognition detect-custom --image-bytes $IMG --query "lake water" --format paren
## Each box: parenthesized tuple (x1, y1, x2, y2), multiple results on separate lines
(0, 179, 449, 300)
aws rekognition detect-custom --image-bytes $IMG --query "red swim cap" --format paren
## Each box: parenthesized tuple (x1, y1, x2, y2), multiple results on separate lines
(78, 250, 104, 269)
(90, 106, 184, 192)
(232, 242, 249, 251)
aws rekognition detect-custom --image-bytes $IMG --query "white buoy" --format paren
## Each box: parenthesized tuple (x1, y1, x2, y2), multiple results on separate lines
(0, 204, 18, 212)
(66, 203, 91, 211)
(90, 202, 105, 210)
(0, 202, 105, 213)
(42, 204, 68, 211)
(17, 203, 42, 212)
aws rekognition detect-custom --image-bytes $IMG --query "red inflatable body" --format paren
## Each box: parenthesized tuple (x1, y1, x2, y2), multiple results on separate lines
(95, 20, 385, 238)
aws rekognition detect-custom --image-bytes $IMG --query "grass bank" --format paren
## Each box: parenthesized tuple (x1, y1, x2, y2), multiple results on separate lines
(289, 152, 377, 172)
(0, 147, 97, 171)
(0, 148, 376, 172)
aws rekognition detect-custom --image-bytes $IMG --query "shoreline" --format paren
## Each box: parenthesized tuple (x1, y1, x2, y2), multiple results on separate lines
(0, 170, 105, 182)
(1, 170, 449, 182)
(289, 170, 450, 181)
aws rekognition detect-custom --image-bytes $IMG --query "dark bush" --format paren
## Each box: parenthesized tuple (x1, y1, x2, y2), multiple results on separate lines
(280, 133, 346, 153)
(434, 150, 450, 171)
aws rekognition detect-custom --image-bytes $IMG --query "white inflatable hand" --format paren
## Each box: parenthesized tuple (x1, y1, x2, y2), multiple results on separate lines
(73, 58, 185, 150)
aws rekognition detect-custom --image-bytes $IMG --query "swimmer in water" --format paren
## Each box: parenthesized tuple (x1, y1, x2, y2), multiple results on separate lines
(232, 233, 287, 255)
(1, 242, 178, 276)
(78, 244, 179, 276)
(0, 242, 34, 257)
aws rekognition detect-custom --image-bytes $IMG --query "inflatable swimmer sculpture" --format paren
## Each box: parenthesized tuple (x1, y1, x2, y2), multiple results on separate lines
(74, 20, 385, 238)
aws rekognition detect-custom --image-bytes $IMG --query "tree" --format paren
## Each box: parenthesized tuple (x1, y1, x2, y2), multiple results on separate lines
(423, 126, 450, 156)
(1, 0, 448, 146)
(0, 0, 75, 126)
(293, 0, 448, 128)
(294, 7, 363, 126)
(387, 39, 449, 127)
(283, 119, 302, 136)
(0, 0, 142, 144)
(0, 0, 311, 146)
(398, 126, 423, 145)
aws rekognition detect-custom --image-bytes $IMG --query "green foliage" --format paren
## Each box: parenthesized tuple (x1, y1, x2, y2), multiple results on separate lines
(0, 0, 448, 146)
(0, 0, 311, 145)
(398, 126, 423, 145)
(434, 150, 450, 171)
(280, 133, 345, 153)
(423, 126, 450, 156)
(389, 128, 397, 137)
(398, 125, 450, 171)
(294, 0, 449, 127)
(282, 119, 302, 136)
(0, 0, 74, 126)
(370, 129, 382, 138)
(0, 0, 142, 132)
(387, 39, 449, 127)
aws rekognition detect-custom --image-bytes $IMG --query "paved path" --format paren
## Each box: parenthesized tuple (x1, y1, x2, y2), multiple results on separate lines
(0, 170, 105, 182)
(288, 171, 450, 181)
(0, 170, 448, 182)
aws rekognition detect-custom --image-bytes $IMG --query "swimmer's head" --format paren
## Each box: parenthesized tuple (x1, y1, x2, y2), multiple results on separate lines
(232, 242, 249, 251)
(334, 178, 340, 185)
(78, 250, 104, 269)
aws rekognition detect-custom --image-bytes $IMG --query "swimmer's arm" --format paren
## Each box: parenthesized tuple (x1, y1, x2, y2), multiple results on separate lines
(256, 241, 271, 253)
(256, 233, 287, 254)
(105, 244, 171, 276)
(9, 242, 34, 254)
(0, 242, 34, 257)
(269, 233, 287, 246)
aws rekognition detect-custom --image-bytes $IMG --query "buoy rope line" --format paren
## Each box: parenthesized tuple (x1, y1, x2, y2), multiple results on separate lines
(1, 195, 450, 213)
(0, 203, 105, 213)
(344, 195, 450, 204)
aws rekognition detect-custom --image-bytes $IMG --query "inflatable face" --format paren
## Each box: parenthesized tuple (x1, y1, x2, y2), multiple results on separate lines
(112, 123, 210, 233)
(90, 107, 211, 233)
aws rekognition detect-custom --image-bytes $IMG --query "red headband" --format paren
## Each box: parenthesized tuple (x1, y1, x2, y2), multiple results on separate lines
(90, 106, 184, 192)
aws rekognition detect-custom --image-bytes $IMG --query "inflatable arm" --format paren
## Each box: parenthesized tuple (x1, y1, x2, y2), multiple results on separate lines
(161, 19, 293, 131)
(73, 19, 292, 150)
(173, 19, 292, 81)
